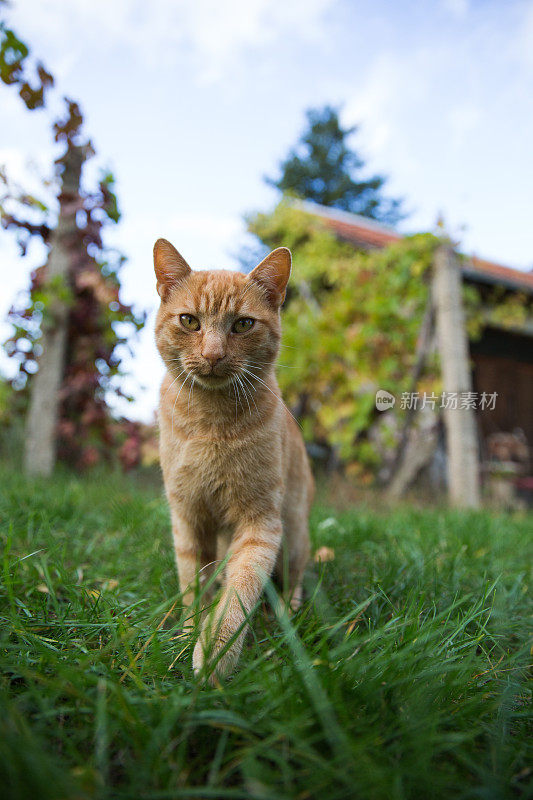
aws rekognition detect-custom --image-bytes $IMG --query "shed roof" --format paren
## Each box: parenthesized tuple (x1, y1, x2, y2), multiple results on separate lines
(295, 200, 533, 295)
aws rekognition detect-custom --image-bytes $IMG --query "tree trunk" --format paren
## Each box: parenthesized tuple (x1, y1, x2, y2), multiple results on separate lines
(433, 243, 481, 507)
(24, 146, 82, 477)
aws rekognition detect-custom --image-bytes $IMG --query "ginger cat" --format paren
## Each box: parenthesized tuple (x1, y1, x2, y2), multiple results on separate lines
(154, 238, 314, 683)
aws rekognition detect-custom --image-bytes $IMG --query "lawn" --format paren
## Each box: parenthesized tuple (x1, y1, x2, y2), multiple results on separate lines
(0, 463, 531, 800)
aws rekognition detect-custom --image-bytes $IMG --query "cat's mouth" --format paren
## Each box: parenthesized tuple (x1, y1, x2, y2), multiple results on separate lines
(193, 365, 235, 390)
(174, 358, 248, 391)
(195, 373, 231, 389)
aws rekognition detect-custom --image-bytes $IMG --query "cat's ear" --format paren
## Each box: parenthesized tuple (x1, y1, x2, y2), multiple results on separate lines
(248, 247, 292, 307)
(153, 238, 191, 300)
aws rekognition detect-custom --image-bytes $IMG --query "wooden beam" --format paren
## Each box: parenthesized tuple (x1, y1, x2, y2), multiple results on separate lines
(384, 288, 435, 491)
(433, 243, 481, 508)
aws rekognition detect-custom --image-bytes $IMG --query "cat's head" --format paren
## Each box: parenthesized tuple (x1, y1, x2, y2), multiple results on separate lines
(153, 238, 291, 390)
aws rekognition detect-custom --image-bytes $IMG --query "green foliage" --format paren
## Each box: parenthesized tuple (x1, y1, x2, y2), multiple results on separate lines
(99, 171, 121, 223)
(249, 203, 533, 475)
(266, 106, 403, 225)
(482, 288, 531, 331)
(0, 464, 531, 799)
(249, 202, 440, 473)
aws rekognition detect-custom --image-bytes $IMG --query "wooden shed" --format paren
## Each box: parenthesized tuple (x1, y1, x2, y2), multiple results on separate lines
(296, 201, 533, 502)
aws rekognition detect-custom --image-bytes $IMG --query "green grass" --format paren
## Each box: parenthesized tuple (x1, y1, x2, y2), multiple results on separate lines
(0, 464, 531, 800)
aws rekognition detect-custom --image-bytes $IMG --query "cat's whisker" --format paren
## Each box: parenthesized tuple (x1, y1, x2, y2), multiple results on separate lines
(239, 371, 264, 425)
(241, 366, 302, 429)
(235, 374, 252, 416)
(238, 370, 255, 395)
(234, 375, 245, 416)
(162, 368, 187, 403)
(187, 375, 196, 418)
(244, 358, 269, 370)
(234, 374, 248, 415)
(231, 375, 240, 415)
(233, 374, 245, 409)
(230, 377, 238, 422)
(171, 371, 192, 434)
(245, 357, 296, 370)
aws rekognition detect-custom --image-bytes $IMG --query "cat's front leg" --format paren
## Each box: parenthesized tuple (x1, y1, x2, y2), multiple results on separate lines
(192, 517, 282, 683)
(170, 509, 216, 625)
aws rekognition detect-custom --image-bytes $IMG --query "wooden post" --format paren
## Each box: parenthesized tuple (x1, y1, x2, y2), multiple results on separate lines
(385, 290, 435, 494)
(433, 243, 481, 507)
(24, 146, 83, 477)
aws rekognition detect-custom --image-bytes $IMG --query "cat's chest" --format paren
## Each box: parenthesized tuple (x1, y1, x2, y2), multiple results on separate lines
(166, 432, 260, 493)
(162, 430, 280, 518)
(175, 435, 244, 479)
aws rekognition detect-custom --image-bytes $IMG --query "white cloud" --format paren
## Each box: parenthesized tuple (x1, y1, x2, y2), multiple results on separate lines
(174, 0, 337, 82)
(341, 49, 433, 165)
(8, 0, 339, 83)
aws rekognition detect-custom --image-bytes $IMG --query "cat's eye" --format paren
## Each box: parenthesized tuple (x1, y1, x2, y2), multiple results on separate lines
(232, 317, 255, 334)
(179, 313, 200, 331)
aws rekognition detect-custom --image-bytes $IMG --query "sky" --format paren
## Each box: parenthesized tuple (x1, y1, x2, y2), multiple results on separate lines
(1, 0, 533, 420)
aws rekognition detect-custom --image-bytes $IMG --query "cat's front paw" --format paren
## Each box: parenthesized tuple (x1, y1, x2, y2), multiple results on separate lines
(192, 636, 206, 676)
(192, 625, 243, 685)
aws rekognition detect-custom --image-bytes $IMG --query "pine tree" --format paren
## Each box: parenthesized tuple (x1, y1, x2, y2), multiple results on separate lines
(267, 105, 403, 225)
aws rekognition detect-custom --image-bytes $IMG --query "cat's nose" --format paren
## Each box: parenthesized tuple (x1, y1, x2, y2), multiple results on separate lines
(204, 353, 224, 367)
(201, 333, 226, 367)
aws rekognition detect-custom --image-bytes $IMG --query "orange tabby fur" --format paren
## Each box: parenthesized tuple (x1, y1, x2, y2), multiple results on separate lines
(154, 239, 314, 682)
